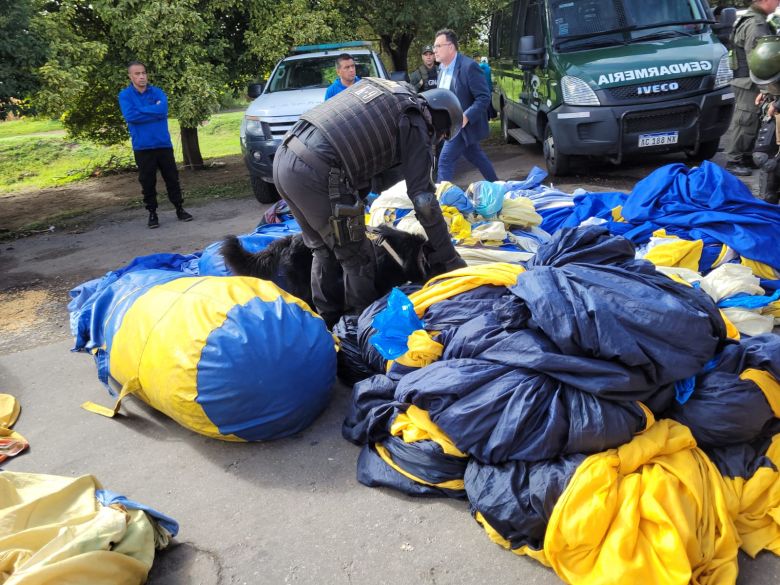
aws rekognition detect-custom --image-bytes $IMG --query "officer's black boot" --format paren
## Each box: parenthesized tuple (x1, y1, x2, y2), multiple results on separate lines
(148, 210, 159, 229)
(311, 246, 345, 326)
(757, 154, 780, 204)
(334, 238, 378, 317)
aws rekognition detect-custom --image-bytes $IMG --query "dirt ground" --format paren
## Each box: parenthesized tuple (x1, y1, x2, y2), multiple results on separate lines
(0, 155, 249, 236)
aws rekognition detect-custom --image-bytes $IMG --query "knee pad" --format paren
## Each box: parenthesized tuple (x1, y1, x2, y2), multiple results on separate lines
(411, 192, 439, 225)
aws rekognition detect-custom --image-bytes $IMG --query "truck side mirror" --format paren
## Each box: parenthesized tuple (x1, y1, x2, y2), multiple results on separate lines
(517, 35, 544, 70)
(389, 71, 410, 83)
(247, 82, 265, 99)
(711, 7, 737, 48)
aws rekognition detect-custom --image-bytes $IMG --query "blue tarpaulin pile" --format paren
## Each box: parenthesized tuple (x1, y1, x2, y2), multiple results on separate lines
(341, 225, 780, 583)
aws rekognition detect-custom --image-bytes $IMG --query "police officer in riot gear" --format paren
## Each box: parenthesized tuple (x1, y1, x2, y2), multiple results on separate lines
(749, 35, 780, 203)
(272, 78, 466, 327)
(724, 0, 778, 177)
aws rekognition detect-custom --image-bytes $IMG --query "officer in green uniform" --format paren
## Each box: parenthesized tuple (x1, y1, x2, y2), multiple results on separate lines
(410, 46, 439, 93)
(273, 79, 465, 327)
(724, 0, 778, 176)
(749, 35, 780, 203)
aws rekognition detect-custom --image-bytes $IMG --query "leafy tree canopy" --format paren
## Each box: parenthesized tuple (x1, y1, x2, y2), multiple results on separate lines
(0, 0, 47, 118)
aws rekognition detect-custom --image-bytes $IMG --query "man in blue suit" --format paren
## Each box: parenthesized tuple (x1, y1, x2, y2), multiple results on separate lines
(433, 29, 498, 183)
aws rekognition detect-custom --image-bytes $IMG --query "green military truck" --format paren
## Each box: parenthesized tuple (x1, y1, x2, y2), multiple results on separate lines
(490, 0, 737, 175)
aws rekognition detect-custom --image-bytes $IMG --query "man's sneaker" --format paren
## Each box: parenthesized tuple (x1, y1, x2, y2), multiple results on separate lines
(148, 211, 159, 229)
(176, 207, 193, 222)
(725, 163, 752, 177)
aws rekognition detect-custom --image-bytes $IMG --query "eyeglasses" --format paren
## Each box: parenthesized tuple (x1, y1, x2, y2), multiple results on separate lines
(432, 43, 452, 50)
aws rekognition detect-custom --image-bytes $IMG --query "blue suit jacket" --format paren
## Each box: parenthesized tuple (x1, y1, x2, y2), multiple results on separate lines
(445, 54, 491, 145)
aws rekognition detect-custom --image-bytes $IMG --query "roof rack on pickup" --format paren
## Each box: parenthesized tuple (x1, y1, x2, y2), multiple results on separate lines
(290, 41, 373, 54)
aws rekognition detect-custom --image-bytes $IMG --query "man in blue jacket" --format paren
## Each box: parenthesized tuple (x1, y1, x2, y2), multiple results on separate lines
(433, 29, 498, 183)
(118, 62, 192, 228)
(324, 54, 360, 100)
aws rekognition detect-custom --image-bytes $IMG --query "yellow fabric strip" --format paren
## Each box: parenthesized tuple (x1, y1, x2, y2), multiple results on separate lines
(713, 244, 730, 268)
(719, 310, 741, 341)
(409, 263, 526, 317)
(636, 402, 656, 432)
(740, 257, 780, 280)
(720, 434, 780, 557)
(740, 369, 780, 418)
(544, 419, 739, 585)
(375, 444, 465, 491)
(644, 239, 703, 271)
(394, 330, 444, 369)
(611, 206, 626, 223)
(0, 394, 28, 462)
(81, 377, 141, 418)
(763, 300, 780, 318)
(0, 394, 21, 428)
(390, 405, 466, 457)
(440, 205, 472, 241)
(474, 512, 551, 566)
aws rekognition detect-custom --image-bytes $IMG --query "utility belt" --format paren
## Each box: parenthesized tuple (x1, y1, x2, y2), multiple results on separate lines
(283, 130, 365, 246)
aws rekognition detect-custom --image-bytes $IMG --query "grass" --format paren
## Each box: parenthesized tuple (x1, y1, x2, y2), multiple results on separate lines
(0, 117, 62, 138)
(0, 111, 244, 193)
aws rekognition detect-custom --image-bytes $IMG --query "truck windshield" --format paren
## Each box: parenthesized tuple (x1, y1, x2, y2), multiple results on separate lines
(550, 0, 711, 52)
(266, 54, 379, 93)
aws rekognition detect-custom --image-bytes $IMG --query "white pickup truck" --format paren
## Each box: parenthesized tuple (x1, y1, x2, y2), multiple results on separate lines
(240, 41, 392, 203)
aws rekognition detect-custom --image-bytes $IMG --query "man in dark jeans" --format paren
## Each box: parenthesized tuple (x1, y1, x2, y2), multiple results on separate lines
(118, 61, 193, 228)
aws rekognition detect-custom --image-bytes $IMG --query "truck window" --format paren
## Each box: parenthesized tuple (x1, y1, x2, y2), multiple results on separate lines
(499, 5, 520, 56)
(266, 54, 379, 93)
(523, 1, 544, 45)
(551, 0, 709, 52)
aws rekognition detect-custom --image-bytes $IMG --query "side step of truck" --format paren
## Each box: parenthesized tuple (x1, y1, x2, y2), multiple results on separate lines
(507, 128, 537, 144)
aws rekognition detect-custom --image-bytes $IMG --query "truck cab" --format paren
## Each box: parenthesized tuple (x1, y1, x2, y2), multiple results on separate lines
(490, 0, 737, 175)
(240, 41, 390, 203)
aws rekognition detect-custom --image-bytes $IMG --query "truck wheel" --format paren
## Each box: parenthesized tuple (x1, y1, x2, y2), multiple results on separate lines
(251, 174, 280, 204)
(685, 139, 720, 162)
(543, 125, 572, 176)
(501, 105, 517, 144)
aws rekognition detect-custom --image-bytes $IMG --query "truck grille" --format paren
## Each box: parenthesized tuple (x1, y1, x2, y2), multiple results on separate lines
(623, 105, 698, 134)
(605, 76, 705, 101)
(262, 120, 298, 140)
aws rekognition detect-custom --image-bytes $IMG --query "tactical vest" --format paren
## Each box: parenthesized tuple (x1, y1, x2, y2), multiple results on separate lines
(730, 10, 767, 78)
(300, 77, 423, 185)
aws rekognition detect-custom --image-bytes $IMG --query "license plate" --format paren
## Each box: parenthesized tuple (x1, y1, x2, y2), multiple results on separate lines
(638, 132, 678, 147)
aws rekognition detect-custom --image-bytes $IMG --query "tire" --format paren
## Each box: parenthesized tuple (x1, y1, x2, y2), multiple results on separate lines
(501, 103, 517, 144)
(543, 125, 572, 176)
(250, 174, 280, 204)
(685, 138, 720, 162)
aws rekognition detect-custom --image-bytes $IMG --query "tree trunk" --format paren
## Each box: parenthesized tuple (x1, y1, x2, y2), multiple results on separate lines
(380, 33, 414, 73)
(180, 126, 204, 170)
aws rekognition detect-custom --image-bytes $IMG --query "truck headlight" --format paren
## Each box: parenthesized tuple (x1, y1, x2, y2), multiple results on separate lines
(245, 116, 265, 137)
(714, 55, 733, 89)
(561, 76, 600, 106)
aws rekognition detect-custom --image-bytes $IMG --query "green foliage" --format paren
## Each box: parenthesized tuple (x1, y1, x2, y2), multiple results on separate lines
(242, 0, 351, 82)
(343, 0, 505, 71)
(0, 0, 48, 118)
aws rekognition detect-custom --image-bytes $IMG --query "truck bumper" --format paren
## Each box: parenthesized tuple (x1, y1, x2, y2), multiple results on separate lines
(548, 88, 736, 160)
(241, 135, 282, 182)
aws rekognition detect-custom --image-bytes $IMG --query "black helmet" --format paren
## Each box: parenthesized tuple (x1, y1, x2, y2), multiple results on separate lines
(419, 89, 463, 140)
(749, 35, 780, 94)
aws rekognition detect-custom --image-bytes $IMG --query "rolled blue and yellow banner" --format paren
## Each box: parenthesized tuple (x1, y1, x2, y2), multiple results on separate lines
(80, 270, 336, 441)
